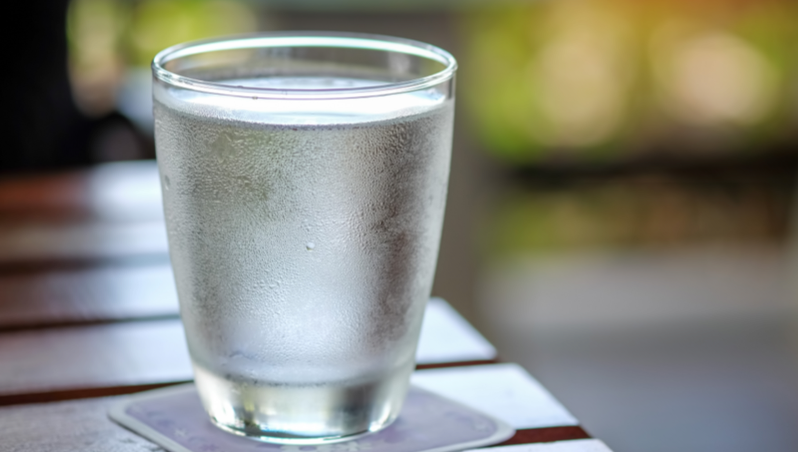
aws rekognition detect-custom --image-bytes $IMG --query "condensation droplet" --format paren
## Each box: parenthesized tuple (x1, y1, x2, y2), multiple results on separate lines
(306, 242, 315, 251)
(163, 175, 171, 190)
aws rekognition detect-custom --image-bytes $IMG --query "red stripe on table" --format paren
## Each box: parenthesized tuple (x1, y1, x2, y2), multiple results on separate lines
(416, 359, 497, 370)
(0, 382, 189, 407)
(0, 261, 178, 331)
(494, 426, 592, 445)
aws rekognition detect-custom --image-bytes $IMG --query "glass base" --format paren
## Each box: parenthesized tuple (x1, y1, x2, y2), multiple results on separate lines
(210, 414, 394, 445)
(193, 363, 412, 445)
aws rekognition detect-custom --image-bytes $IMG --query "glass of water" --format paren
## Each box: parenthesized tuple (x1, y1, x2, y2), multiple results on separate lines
(151, 33, 456, 444)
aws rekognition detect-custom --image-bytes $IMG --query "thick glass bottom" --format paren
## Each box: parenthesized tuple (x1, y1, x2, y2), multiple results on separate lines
(193, 363, 411, 444)
(210, 416, 386, 445)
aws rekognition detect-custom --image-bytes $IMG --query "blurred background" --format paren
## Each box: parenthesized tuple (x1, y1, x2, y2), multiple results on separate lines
(3, 0, 798, 450)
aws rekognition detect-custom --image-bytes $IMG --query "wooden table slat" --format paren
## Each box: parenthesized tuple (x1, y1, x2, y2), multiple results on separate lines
(0, 171, 92, 220)
(0, 221, 169, 267)
(0, 319, 192, 401)
(0, 161, 162, 221)
(0, 261, 177, 331)
(0, 161, 167, 268)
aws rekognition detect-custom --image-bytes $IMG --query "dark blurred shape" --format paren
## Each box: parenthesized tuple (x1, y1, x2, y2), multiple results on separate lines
(0, 1, 155, 173)
(1, 0, 263, 173)
(1, 1, 92, 172)
(481, 159, 796, 258)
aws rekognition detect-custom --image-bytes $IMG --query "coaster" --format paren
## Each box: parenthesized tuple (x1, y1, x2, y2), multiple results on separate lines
(109, 384, 515, 452)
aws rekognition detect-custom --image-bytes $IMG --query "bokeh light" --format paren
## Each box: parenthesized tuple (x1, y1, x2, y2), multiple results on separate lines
(67, 0, 130, 116)
(67, 0, 260, 118)
(460, 0, 798, 164)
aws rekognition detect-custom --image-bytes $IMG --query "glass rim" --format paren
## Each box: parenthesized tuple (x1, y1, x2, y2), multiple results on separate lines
(151, 31, 458, 100)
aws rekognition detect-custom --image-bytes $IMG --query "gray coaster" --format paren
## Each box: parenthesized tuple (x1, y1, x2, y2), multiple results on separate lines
(110, 384, 515, 452)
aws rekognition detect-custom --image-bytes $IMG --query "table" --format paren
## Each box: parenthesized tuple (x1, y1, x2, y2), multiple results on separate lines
(0, 161, 611, 452)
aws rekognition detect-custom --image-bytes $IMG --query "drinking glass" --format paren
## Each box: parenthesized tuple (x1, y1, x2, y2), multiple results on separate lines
(151, 32, 456, 444)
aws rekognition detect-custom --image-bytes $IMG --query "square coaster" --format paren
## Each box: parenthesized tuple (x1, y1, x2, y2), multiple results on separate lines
(110, 384, 515, 452)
